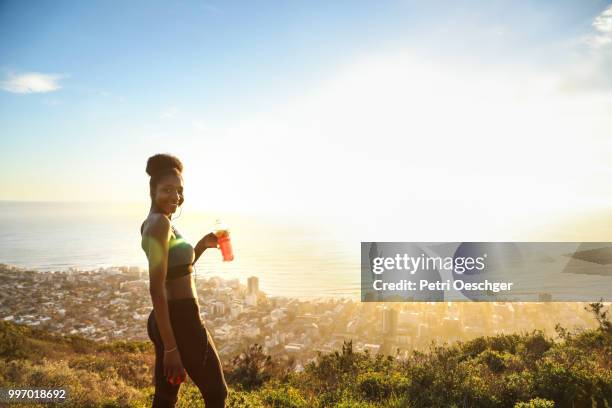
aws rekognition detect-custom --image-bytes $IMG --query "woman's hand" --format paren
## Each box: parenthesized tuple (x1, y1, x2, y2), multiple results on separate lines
(193, 232, 218, 264)
(195, 232, 218, 254)
(163, 349, 185, 385)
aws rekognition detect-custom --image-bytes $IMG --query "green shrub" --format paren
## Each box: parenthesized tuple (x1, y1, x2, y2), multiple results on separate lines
(226, 389, 264, 408)
(226, 344, 274, 390)
(357, 371, 392, 402)
(99, 340, 152, 354)
(514, 397, 555, 408)
(477, 349, 519, 373)
(517, 331, 552, 364)
(496, 371, 534, 406)
(260, 385, 308, 408)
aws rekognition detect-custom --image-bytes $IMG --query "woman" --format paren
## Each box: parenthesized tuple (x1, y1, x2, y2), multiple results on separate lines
(141, 153, 228, 408)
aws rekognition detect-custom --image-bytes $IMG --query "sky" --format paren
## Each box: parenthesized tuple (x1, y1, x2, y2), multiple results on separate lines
(1, 0, 612, 239)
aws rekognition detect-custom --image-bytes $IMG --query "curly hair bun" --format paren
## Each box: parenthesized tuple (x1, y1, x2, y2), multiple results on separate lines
(146, 153, 184, 176)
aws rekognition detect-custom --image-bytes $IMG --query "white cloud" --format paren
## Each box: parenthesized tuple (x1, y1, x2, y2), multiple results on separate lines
(586, 5, 612, 48)
(558, 5, 612, 92)
(593, 5, 612, 33)
(0, 72, 65, 94)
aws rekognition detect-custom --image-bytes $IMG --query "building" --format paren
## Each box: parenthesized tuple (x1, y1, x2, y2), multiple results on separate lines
(247, 276, 259, 295)
(245, 292, 258, 307)
(382, 307, 398, 336)
(212, 302, 226, 316)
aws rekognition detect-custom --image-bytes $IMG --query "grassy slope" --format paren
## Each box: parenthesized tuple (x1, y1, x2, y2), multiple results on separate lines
(0, 303, 610, 408)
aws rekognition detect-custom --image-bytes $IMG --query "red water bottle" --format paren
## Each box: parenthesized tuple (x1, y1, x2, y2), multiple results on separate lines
(214, 219, 234, 262)
(168, 370, 186, 385)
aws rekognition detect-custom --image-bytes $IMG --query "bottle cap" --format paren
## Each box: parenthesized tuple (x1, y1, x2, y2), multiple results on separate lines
(214, 219, 230, 235)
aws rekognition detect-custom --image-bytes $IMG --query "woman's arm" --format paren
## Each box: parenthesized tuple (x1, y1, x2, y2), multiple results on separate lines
(144, 215, 185, 381)
(143, 215, 177, 350)
(193, 232, 218, 265)
(193, 244, 206, 264)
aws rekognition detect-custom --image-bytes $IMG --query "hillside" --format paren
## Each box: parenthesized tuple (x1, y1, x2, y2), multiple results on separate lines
(0, 302, 610, 408)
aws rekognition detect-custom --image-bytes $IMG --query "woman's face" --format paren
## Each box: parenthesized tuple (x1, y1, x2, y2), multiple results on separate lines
(153, 174, 183, 215)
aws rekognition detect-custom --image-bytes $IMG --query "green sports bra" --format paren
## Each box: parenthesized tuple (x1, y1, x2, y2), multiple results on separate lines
(140, 217, 195, 280)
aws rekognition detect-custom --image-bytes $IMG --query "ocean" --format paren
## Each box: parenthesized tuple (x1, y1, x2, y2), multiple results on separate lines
(0, 201, 361, 300)
(3, 201, 609, 302)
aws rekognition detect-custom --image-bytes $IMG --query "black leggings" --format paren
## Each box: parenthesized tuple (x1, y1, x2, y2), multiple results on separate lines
(147, 298, 228, 407)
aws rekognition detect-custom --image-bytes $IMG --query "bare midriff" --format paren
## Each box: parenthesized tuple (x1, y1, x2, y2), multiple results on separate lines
(164, 265, 198, 301)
